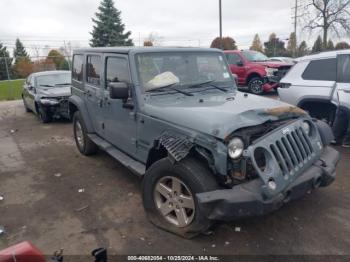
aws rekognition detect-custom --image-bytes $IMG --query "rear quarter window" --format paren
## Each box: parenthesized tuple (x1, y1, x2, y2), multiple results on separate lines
(72, 55, 84, 82)
(337, 55, 350, 83)
(302, 58, 336, 81)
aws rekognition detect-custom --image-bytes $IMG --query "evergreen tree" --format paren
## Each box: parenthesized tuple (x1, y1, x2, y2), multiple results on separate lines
(335, 41, 350, 50)
(327, 40, 335, 50)
(298, 41, 309, 57)
(286, 32, 297, 57)
(0, 42, 12, 80)
(312, 36, 323, 53)
(90, 0, 133, 47)
(264, 33, 287, 57)
(13, 38, 30, 65)
(249, 34, 263, 53)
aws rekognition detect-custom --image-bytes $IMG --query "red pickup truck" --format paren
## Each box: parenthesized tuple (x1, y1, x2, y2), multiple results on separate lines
(224, 50, 293, 95)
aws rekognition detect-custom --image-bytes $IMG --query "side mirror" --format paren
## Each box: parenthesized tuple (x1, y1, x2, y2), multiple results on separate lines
(236, 61, 244, 67)
(109, 82, 129, 100)
(27, 85, 33, 90)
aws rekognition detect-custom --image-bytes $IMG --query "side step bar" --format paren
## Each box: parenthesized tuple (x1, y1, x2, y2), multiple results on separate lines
(88, 134, 146, 176)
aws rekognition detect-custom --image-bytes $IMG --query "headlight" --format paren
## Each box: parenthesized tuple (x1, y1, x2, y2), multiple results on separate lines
(302, 121, 311, 135)
(228, 137, 244, 159)
(265, 67, 278, 77)
(40, 98, 59, 106)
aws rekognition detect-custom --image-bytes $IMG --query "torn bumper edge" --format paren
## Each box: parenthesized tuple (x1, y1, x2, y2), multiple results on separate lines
(196, 146, 340, 221)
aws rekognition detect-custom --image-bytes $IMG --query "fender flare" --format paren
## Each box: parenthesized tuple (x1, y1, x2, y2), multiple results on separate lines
(68, 95, 95, 133)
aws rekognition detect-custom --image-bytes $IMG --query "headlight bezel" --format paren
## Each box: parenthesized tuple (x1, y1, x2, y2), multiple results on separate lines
(40, 98, 60, 106)
(302, 121, 312, 136)
(228, 137, 245, 159)
(265, 67, 278, 77)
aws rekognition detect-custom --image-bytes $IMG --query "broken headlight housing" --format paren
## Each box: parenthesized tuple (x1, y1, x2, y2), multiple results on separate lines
(40, 98, 60, 106)
(265, 67, 278, 77)
(228, 137, 245, 159)
(302, 121, 311, 136)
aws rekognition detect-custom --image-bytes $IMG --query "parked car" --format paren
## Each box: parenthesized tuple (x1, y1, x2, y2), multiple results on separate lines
(278, 50, 350, 124)
(22, 71, 72, 123)
(269, 57, 297, 64)
(224, 50, 293, 95)
(69, 47, 339, 238)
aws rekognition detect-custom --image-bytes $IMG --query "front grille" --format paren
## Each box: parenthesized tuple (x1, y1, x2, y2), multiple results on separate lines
(244, 119, 323, 197)
(269, 127, 314, 176)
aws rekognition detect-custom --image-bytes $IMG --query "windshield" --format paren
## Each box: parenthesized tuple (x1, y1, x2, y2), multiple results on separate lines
(37, 73, 71, 88)
(242, 51, 268, 62)
(135, 52, 234, 92)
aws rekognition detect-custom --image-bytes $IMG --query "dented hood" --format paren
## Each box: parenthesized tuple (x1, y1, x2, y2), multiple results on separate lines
(37, 86, 71, 98)
(143, 91, 306, 140)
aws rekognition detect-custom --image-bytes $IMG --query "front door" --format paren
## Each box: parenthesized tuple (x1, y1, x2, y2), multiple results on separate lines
(226, 53, 246, 85)
(332, 54, 350, 109)
(84, 54, 105, 136)
(103, 54, 138, 156)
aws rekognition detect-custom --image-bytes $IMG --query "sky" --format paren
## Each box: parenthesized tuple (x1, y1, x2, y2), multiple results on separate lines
(0, 0, 347, 56)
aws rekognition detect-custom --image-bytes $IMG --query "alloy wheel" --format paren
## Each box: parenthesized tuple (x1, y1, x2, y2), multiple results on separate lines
(154, 176, 195, 228)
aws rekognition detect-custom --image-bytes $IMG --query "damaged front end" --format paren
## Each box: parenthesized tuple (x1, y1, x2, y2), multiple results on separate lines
(196, 109, 340, 221)
(39, 96, 70, 119)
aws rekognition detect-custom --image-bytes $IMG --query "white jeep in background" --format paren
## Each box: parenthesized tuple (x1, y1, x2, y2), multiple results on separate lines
(278, 50, 350, 124)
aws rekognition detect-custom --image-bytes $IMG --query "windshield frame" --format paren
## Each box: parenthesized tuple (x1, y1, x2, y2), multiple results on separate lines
(36, 72, 71, 89)
(134, 51, 236, 94)
(242, 50, 268, 62)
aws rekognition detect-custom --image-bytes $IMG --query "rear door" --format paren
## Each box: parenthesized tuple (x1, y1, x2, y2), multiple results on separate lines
(25, 76, 36, 112)
(84, 54, 105, 136)
(332, 54, 350, 109)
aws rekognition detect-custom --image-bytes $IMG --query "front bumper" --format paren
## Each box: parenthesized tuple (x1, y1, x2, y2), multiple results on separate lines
(262, 76, 280, 91)
(40, 99, 69, 119)
(196, 146, 340, 221)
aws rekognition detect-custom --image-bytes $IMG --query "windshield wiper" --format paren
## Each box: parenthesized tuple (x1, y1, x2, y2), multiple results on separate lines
(55, 83, 71, 86)
(188, 80, 229, 92)
(40, 84, 54, 87)
(149, 83, 193, 96)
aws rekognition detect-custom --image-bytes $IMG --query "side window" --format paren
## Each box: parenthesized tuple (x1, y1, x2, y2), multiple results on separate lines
(72, 55, 84, 82)
(225, 54, 242, 65)
(105, 57, 130, 89)
(337, 55, 350, 83)
(302, 58, 336, 81)
(86, 55, 102, 86)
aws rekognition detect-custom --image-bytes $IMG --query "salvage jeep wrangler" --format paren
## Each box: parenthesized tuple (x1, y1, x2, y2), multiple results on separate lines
(69, 47, 340, 238)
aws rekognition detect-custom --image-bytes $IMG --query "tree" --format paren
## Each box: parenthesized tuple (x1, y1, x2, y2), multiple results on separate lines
(12, 39, 32, 78)
(298, 41, 309, 57)
(143, 41, 153, 46)
(90, 0, 133, 47)
(312, 36, 323, 53)
(303, 0, 350, 49)
(264, 33, 287, 57)
(250, 34, 263, 53)
(0, 42, 12, 80)
(327, 39, 335, 50)
(47, 50, 69, 70)
(210, 37, 237, 50)
(144, 32, 162, 46)
(13, 39, 30, 64)
(286, 32, 297, 57)
(335, 41, 350, 50)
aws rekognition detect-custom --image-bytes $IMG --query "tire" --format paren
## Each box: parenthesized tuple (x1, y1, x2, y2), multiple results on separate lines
(38, 106, 52, 123)
(22, 97, 31, 113)
(248, 77, 264, 95)
(142, 157, 220, 238)
(73, 111, 98, 156)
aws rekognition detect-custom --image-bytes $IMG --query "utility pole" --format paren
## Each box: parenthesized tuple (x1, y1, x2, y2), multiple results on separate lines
(219, 0, 223, 50)
(291, 0, 302, 57)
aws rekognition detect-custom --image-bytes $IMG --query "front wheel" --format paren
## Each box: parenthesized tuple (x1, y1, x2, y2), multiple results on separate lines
(38, 106, 52, 123)
(142, 158, 219, 238)
(248, 77, 264, 95)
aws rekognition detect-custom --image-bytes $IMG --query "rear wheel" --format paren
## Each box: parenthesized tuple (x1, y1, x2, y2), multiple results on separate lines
(73, 111, 98, 156)
(142, 158, 219, 238)
(248, 77, 264, 95)
(22, 97, 31, 113)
